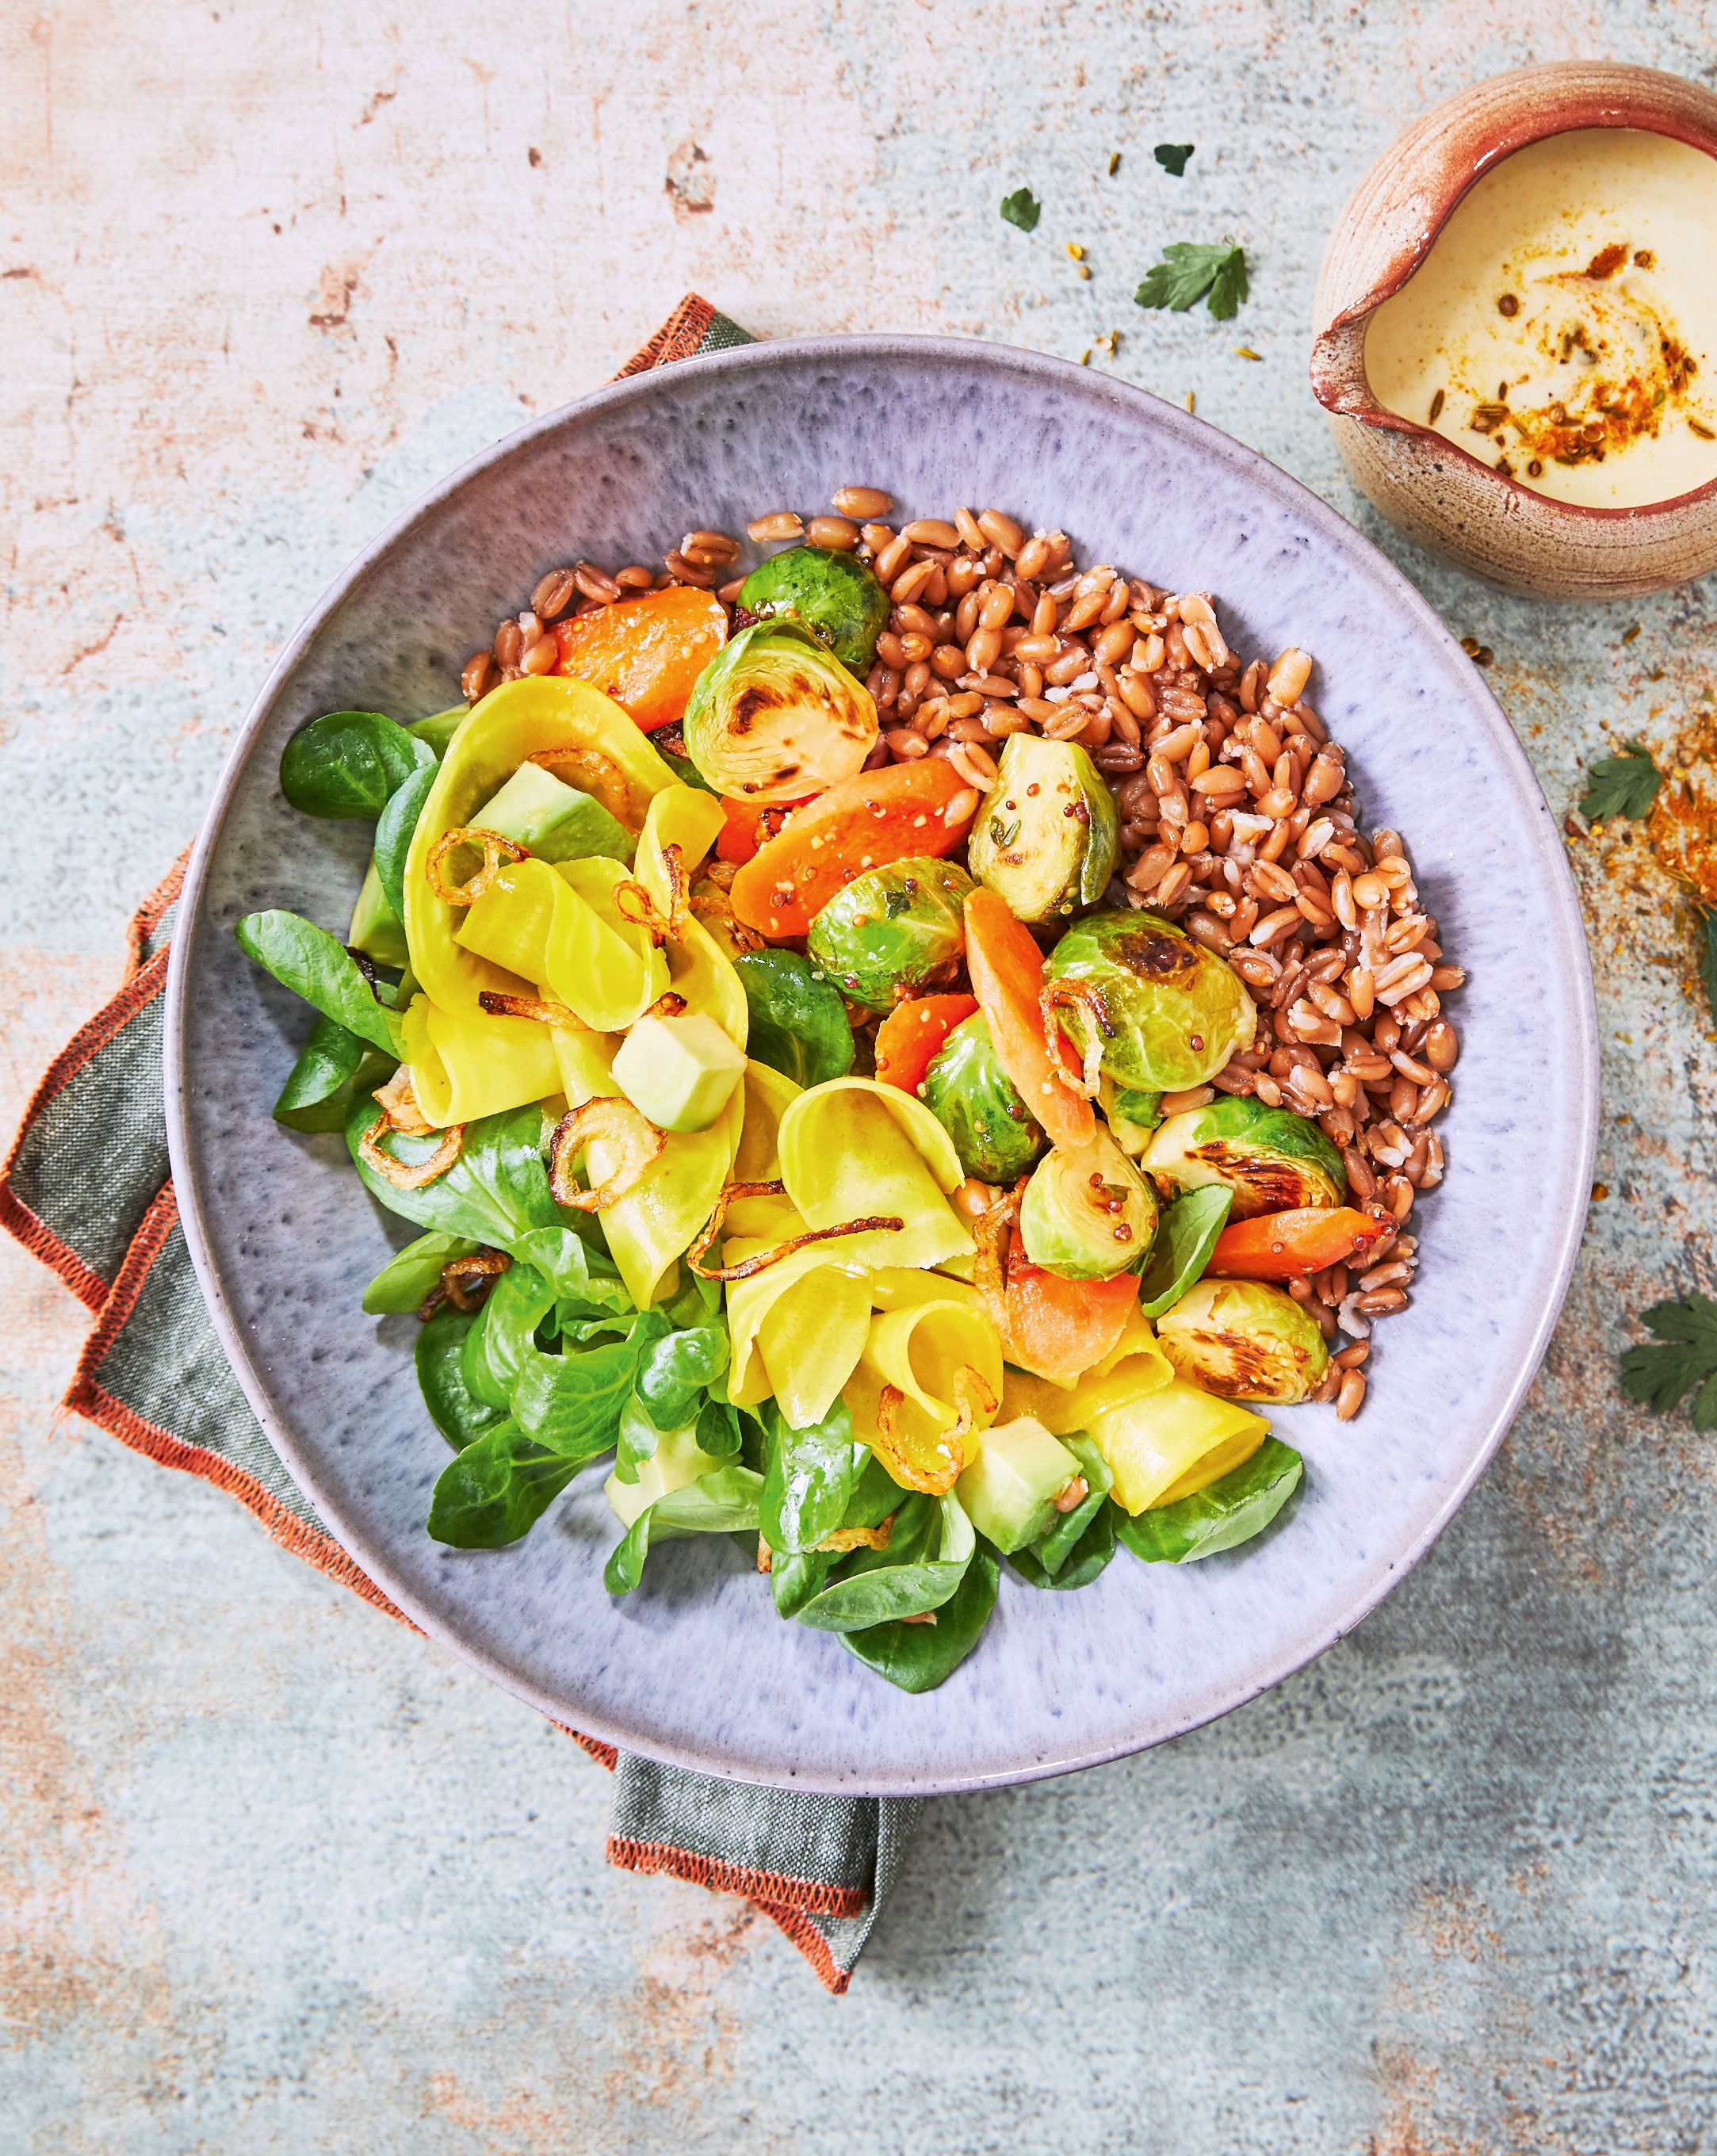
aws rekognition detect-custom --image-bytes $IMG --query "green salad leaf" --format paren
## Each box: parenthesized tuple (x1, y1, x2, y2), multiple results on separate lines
(361, 1230, 480, 1316)
(1138, 1184, 1232, 1318)
(426, 1419, 585, 1547)
(1577, 740, 1661, 823)
(733, 950, 855, 1089)
(237, 909, 403, 1055)
(374, 759, 438, 923)
(415, 1306, 506, 1450)
(793, 1493, 975, 1631)
(604, 1466, 766, 1594)
(272, 1013, 392, 1133)
(1135, 240, 1249, 320)
(1000, 186, 1041, 232)
(1117, 1437, 1302, 1564)
(461, 1263, 556, 1411)
(842, 1542, 1000, 1692)
(760, 1397, 866, 1556)
(279, 709, 433, 820)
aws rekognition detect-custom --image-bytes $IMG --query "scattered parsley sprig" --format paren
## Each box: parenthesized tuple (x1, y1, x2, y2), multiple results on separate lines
(1135, 241, 1248, 321)
(1578, 740, 1662, 823)
(1153, 143, 1195, 176)
(1621, 1294, 1717, 1428)
(1000, 187, 1041, 232)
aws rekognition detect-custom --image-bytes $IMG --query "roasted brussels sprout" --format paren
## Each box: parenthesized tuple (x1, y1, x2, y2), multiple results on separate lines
(1101, 1078, 1162, 1157)
(1018, 1126, 1159, 1279)
(1143, 1095, 1347, 1218)
(922, 1012, 1046, 1184)
(682, 620, 878, 801)
(1153, 1278, 1329, 1404)
(806, 857, 974, 1012)
(1045, 910, 1256, 1093)
(967, 734, 1119, 923)
(738, 546, 889, 675)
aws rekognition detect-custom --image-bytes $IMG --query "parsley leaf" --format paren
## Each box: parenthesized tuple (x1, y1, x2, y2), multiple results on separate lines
(1577, 740, 1661, 822)
(1621, 1294, 1717, 1428)
(1135, 241, 1249, 321)
(1000, 187, 1041, 233)
(1700, 905, 1717, 1028)
(1153, 143, 1195, 176)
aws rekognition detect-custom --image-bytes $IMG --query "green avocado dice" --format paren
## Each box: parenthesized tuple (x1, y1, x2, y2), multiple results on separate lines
(473, 760, 635, 865)
(604, 1423, 723, 1529)
(956, 1416, 1081, 1554)
(611, 1012, 747, 1134)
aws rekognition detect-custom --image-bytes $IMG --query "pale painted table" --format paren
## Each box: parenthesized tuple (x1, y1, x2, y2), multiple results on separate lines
(4, 4, 1713, 2148)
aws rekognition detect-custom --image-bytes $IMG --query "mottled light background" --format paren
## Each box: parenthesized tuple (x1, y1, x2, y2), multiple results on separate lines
(4, 2, 1715, 2150)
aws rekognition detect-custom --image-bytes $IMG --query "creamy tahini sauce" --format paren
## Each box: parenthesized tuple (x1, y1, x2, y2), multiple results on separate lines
(1365, 129, 1717, 507)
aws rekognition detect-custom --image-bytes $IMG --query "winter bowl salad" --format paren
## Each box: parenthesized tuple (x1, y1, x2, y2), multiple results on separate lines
(238, 495, 1462, 1694)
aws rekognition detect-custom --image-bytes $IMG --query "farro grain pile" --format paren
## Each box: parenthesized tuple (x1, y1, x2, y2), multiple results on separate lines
(465, 499, 1463, 1420)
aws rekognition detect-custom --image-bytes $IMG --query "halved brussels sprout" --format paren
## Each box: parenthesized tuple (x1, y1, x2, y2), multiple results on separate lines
(738, 546, 889, 675)
(1046, 910, 1256, 1093)
(1143, 1095, 1346, 1218)
(921, 1012, 1047, 1184)
(806, 857, 974, 1012)
(1101, 1078, 1162, 1157)
(1154, 1279, 1329, 1404)
(1019, 1126, 1159, 1279)
(682, 620, 878, 801)
(967, 734, 1119, 923)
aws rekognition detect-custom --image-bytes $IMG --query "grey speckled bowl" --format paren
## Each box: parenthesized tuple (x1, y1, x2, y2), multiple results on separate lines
(165, 336, 1597, 1796)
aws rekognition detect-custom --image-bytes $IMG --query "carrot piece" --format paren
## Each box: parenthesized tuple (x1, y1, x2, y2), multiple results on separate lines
(553, 587, 727, 733)
(1206, 1204, 1396, 1282)
(874, 992, 979, 1093)
(715, 794, 806, 866)
(963, 888, 1094, 1151)
(1002, 1241, 1139, 1386)
(730, 761, 978, 938)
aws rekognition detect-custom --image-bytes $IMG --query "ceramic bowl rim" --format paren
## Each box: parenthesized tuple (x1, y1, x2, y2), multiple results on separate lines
(163, 331, 1600, 1794)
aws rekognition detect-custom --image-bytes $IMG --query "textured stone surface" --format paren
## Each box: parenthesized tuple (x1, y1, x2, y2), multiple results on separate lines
(3, 2, 1714, 2150)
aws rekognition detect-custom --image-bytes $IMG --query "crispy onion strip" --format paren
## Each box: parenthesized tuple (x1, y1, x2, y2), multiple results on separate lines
(527, 746, 633, 827)
(816, 1516, 895, 1554)
(477, 989, 587, 1027)
(949, 1363, 998, 1444)
(548, 1098, 666, 1212)
(426, 825, 530, 907)
(646, 991, 689, 1019)
(614, 845, 690, 947)
(874, 1385, 965, 1497)
(359, 1112, 465, 1191)
(417, 1247, 511, 1322)
(686, 1180, 906, 1283)
(690, 890, 767, 954)
(1038, 981, 1107, 1099)
(372, 1067, 435, 1137)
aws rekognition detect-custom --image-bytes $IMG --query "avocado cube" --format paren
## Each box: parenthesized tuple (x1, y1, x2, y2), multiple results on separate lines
(956, 1416, 1080, 1553)
(347, 856, 409, 968)
(611, 1013, 746, 1135)
(473, 761, 634, 865)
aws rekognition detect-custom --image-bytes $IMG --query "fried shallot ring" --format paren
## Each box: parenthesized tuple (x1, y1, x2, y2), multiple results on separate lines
(548, 1097, 666, 1212)
(358, 1112, 465, 1191)
(426, 824, 530, 907)
(690, 890, 767, 954)
(816, 1515, 896, 1555)
(685, 1180, 906, 1283)
(874, 1384, 965, 1497)
(948, 1363, 999, 1445)
(416, 1247, 511, 1322)
(477, 989, 587, 1027)
(372, 1066, 435, 1137)
(1038, 980, 1107, 1099)
(614, 843, 691, 949)
(526, 746, 633, 826)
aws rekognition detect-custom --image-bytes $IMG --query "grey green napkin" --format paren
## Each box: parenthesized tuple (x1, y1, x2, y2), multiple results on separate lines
(0, 297, 916, 1993)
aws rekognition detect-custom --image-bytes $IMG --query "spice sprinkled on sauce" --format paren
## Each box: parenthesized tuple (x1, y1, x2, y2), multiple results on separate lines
(1366, 130, 1717, 507)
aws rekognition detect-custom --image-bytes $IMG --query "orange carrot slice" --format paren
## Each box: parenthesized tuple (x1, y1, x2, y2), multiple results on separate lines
(1206, 1204, 1396, 1281)
(963, 888, 1093, 1150)
(553, 586, 727, 733)
(874, 992, 980, 1093)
